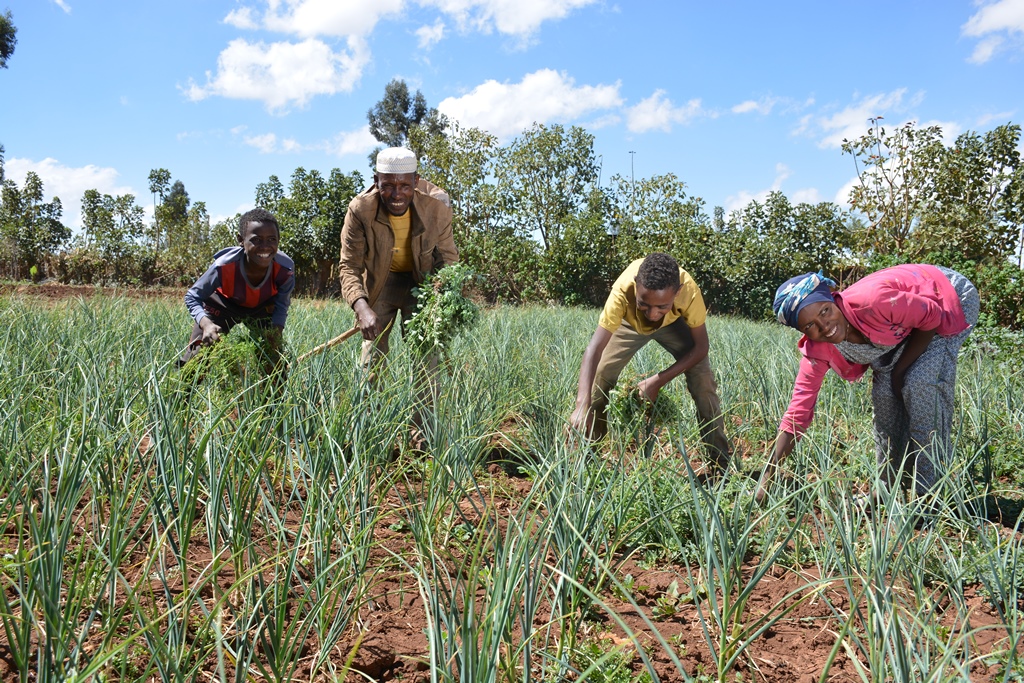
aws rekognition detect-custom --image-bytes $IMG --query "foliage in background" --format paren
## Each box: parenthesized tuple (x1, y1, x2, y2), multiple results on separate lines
(0, 169, 68, 280)
(255, 166, 363, 293)
(704, 192, 853, 320)
(2, 79, 1022, 331)
(0, 8, 16, 69)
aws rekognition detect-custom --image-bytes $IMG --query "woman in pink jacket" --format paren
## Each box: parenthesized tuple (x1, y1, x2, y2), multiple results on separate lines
(756, 264, 979, 503)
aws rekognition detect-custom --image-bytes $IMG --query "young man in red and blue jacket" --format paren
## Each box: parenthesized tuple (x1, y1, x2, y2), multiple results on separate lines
(179, 208, 294, 367)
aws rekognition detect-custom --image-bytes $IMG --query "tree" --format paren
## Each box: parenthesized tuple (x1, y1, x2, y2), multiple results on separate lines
(254, 175, 285, 212)
(255, 167, 362, 292)
(162, 180, 190, 226)
(0, 9, 16, 69)
(713, 205, 725, 231)
(147, 167, 171, 252)
(410, 119, 498, 240)
(916, 124, 1022, 263)
(367, 79, 430, 147)
(609, 172, 711, 266)
(0, 171, 69, 278)
(366, 79, 442, 168)
(842, 118, 1022, 264)
(545, 186, 619, 305)
(701, 193, 851, 319)
(496, 123, 599, 251)
(841, 118, 943, 257)
(82, 189, 145, 281)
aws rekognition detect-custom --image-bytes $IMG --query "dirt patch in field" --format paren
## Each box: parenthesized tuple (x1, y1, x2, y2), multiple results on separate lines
(0, 282, 186, 302)
(327, 468, 1023, 682)
(1, 442, 1021, 682)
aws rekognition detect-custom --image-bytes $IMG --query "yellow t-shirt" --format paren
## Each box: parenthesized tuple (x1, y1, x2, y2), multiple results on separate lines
(597, 258, 707, 335)
(388, 210, 413, 272)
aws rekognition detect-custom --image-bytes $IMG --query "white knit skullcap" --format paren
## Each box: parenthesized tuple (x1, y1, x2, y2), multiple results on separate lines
(375, 147, 418, 174)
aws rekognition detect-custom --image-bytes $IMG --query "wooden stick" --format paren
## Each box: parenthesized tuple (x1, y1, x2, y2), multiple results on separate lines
(296, 326, 360, 363)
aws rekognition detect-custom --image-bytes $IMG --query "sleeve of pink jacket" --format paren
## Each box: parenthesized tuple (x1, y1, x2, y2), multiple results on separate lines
(779, 354, 830, 436)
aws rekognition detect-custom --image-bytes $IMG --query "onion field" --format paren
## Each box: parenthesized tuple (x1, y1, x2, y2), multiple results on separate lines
(1, 292, 1022, 682)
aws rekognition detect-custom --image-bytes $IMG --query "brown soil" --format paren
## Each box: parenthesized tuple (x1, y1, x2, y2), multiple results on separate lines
(3, 453, 1018, 683)
(0, 282, 186, 302)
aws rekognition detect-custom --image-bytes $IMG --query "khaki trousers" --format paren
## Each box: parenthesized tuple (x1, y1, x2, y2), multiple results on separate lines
(591, 318, 731, 467)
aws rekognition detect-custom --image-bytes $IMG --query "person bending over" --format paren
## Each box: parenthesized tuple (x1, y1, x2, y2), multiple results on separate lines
(569, 253, 732, 471)
(757, 264, 978, 504)
(180, 207, 294, 369)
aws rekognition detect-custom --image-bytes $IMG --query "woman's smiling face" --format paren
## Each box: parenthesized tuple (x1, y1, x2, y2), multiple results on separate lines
(796, 300, 851, 343)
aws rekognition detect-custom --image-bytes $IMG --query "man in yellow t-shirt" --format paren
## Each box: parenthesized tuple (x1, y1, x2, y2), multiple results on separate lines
(569, 253, 732, 471)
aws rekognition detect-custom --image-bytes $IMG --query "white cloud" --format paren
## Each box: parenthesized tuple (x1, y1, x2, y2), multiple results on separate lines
(52, 0, 71, 13)
(420, 0, 596, 38)
(437, 69, 622, 139)
(733, 95, 815, 117)
(5, 158, 135, 229)
(259, 0, 403, 38)
(969, 35, 1005, 63)
(977, 110, 1016, 126)
(723, 163, 818, 214)
(962, 0, 1024, 63)
(230, 125, 375, 157)
(325, 126, 379, 157)
(183, 36, 369, 111)
(791, 187, 823, 204)
(584, 113, 622, 130)
(224, 7, 260, 30)
(810, 89, 909, 149)
(416, 19, 446, 49)
(732, 97, 779, 115)
(244, 133, 279, 153)
(626, 90, 707, 133)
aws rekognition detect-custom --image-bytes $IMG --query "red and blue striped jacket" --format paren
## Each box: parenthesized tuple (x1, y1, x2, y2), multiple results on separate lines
(185, 247, 295, 327)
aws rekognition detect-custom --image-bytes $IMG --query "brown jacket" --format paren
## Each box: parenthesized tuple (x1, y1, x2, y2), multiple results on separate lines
(339, 185, 459, 308)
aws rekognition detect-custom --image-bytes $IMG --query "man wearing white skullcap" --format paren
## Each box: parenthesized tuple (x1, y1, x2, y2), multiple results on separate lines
(339, 146, 459, 439)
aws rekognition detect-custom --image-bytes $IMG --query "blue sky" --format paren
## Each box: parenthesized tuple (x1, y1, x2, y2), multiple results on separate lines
(2, 0, 1023, 231)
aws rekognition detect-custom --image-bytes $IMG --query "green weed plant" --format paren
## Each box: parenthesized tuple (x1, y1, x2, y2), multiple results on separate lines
(405, 263, 480, 355)
(608, 371, 683, 450)
(170, 324, 285, 400)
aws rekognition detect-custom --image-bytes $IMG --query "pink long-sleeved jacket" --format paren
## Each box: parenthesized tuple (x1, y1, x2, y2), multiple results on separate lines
(778, 264, 968, 436)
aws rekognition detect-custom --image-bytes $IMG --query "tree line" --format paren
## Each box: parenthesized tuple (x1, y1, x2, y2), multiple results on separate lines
(1, 79, 1022, 329)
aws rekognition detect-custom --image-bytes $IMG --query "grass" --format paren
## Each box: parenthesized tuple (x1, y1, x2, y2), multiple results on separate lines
(0, 294, 1021, 682)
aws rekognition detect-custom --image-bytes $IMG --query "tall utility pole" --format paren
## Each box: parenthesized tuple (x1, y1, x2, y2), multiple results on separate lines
(629, 151, 636, 223)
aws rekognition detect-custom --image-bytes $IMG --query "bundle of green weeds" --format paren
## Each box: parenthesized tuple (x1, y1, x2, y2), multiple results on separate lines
(406, 263, 480, 355)
(608, 372, 682, 437)
(172, 325, 286, 398)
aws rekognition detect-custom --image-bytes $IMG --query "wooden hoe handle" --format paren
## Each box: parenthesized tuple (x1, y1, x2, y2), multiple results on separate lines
(296, 326, 360, 363)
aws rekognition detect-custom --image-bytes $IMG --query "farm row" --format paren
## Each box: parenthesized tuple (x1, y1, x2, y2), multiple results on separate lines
(0, 294, 1022, 682)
